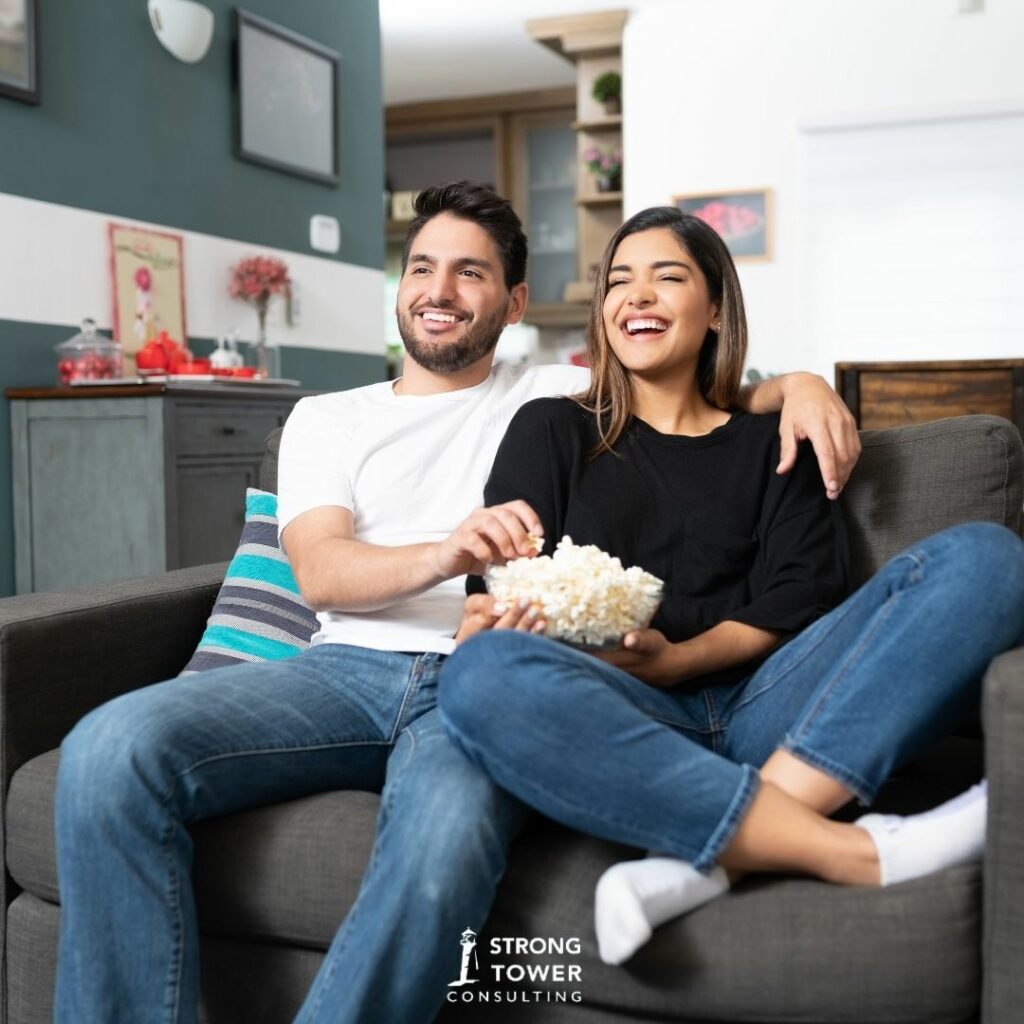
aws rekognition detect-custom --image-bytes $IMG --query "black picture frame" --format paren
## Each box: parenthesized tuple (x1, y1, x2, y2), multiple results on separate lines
(234, 9, 339, 186)
(0, 0, 40, 105)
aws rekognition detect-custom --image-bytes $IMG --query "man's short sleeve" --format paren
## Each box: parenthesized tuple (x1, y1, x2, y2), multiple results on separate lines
(276, 397, 354, 541)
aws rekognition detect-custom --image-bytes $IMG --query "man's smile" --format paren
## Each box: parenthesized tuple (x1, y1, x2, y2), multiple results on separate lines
(415, 306, 471, 334)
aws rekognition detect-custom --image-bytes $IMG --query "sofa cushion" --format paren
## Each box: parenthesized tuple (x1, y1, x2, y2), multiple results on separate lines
(9, 749, 980, 1022)
(841, 415, 1023, 585)
(6, 749, 377, 948)
(180, 488, 319, 674)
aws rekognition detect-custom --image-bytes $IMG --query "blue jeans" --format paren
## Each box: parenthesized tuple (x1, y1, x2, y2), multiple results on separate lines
(54, 644, 529, 1023)
(439, 523, 1024, 871)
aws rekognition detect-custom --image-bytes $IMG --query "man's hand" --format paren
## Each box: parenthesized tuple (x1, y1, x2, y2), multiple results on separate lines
(775, 373, 860, 500)
(432, 501, 543, 579)
(455, 593, 546, 645)
(597, 628, 682, 687)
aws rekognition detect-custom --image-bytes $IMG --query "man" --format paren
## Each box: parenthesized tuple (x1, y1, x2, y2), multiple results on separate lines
(54, 181, 859, 1023)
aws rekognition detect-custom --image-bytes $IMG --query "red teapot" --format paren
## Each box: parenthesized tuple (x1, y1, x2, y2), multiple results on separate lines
(136, 338, 168, 372)
(137, 331, 193, 373)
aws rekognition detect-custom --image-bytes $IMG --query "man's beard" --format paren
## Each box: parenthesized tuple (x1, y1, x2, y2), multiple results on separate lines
(397, 300, 509, 374)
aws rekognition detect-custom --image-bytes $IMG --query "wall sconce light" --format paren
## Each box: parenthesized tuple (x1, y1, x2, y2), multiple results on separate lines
(148, 0, 215, 64)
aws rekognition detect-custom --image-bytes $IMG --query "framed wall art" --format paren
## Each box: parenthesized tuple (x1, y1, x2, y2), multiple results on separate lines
(0, 0, 40, 104)
(108, 223, 187, 356)
(673, 188, 772, 261)
(234, 9, 340, 186)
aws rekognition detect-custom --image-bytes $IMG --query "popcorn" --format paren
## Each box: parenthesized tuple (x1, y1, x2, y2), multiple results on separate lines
(485, 536, 663, 649)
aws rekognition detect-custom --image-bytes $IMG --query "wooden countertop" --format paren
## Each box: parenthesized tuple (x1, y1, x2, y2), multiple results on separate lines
(5, 383, 316, 400)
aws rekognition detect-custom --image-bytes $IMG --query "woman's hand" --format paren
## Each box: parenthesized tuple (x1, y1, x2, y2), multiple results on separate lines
(596, 628, 683, 687)
(455, 593, 547, 645)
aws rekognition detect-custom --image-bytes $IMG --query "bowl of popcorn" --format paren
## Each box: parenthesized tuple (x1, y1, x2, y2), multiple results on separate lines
(485, 536, 663, 650)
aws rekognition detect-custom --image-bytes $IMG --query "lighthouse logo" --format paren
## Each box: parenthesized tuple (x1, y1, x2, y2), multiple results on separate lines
(448, 927, 480, 987)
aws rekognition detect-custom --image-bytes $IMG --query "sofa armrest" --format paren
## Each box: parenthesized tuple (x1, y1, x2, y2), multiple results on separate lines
(982, 646, 1024, 1024)
(0, 562, 226, 781)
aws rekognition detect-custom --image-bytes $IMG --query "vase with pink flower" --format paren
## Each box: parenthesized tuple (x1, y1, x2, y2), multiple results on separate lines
(582, 145, 622, 194)
(228, 255, 291, 378)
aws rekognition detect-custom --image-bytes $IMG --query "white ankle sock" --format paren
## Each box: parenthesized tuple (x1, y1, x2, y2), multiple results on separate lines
(594, 857, 729, 965)
(855, 780, 988, 886)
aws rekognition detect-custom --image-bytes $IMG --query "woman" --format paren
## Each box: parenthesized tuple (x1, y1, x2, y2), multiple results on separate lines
(437, 206, 1024, 965)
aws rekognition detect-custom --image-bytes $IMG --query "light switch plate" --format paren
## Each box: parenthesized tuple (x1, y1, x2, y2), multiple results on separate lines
(310, 214, 341, 254)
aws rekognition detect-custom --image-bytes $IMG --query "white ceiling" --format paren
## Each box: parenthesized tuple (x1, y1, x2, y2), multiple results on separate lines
(380, 0, 659, 106)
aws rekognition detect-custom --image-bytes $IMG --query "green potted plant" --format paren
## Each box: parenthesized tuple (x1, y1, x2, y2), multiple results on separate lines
(591, 71, 621, 115)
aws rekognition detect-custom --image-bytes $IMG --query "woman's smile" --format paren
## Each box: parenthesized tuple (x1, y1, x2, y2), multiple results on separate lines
(620, 316, 670, 340)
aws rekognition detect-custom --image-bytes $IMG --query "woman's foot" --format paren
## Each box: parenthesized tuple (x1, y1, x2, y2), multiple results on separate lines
(594, 857, 729, 964)
(855, 780, 987, 886)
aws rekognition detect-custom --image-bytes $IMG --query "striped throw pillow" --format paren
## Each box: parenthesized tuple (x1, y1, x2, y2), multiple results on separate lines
(180, 488, 320, 674)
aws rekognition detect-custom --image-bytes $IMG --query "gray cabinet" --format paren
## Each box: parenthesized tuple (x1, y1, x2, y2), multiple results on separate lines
(9, 386, 312, 594)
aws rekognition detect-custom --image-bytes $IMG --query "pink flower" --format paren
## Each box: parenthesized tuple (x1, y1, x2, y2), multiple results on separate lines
(584, 145, 621, 175)
(135, 267, 152, 291)
(228, 255, 291, 307)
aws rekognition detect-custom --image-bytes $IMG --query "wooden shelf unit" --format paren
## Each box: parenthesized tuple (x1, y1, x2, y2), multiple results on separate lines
(529, 9, 627, 306)
(572, 115, 622, 132)
(576, 191, 623, 206)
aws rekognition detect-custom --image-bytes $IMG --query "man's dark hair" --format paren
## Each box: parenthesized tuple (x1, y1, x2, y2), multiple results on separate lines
(401, 180, 528, 290)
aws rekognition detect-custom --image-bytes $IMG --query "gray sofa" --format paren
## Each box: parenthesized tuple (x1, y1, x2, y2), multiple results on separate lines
(1, 414, 1022, 1024)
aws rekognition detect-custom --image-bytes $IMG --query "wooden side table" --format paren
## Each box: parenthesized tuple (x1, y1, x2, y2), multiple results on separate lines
(834, 360, 1024, 435)
(7, 384, 315, 594)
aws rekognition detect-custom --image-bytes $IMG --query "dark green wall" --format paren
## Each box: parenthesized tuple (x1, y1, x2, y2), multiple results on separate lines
(0, 1, 386, 596)
(0, 0, 384, 270)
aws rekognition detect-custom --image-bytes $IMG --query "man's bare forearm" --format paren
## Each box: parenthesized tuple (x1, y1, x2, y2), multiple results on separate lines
(296, 537, 445, 613)
(737, 372, 813, 414)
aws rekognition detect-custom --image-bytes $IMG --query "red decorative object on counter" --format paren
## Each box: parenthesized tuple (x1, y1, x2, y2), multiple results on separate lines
(55, 319, 124, 384)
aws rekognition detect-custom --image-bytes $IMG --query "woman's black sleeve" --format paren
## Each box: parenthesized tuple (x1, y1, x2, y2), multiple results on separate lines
(727, 440, 850, 636)
(466, 398, 569, 595)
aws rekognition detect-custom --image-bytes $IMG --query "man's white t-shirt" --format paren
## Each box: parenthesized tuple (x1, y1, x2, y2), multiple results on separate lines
(277, 362, 590, 655)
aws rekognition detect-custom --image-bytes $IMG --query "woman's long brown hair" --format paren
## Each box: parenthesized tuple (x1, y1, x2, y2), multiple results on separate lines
(574, 207, 748, 457)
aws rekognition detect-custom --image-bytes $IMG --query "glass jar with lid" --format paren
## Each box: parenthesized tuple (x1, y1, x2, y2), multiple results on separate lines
(54, 318, 124, 384)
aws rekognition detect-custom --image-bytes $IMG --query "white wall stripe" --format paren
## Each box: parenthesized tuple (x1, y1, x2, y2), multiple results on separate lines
(0, 192, 385, 356)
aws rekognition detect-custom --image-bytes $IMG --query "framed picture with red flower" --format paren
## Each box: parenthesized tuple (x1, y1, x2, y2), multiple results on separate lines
(672, 188, 772, 261)
(108, 222, 187, 366)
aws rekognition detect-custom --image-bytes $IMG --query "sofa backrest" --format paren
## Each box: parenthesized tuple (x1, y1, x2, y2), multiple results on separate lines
(840, 415, 1022, 584)
(261, 413, 1024, 588)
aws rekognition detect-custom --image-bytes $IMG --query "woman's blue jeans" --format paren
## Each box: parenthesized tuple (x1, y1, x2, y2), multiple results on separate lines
(54, 645, 529, 1024)
(439, 523, 1024, 872)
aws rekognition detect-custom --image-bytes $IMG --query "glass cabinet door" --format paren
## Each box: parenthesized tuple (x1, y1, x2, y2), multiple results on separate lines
(506, 109, 578, 311)
(519, 115, 577, 305)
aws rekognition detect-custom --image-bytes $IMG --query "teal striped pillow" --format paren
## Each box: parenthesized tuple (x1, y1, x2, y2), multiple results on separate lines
(180, 488, 320, 674)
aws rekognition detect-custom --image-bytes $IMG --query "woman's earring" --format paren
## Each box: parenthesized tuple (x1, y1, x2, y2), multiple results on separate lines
(711, 322, 721, 332)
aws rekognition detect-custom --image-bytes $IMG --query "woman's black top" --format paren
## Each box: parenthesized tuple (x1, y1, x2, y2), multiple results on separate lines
(470, 396, 851, 687)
